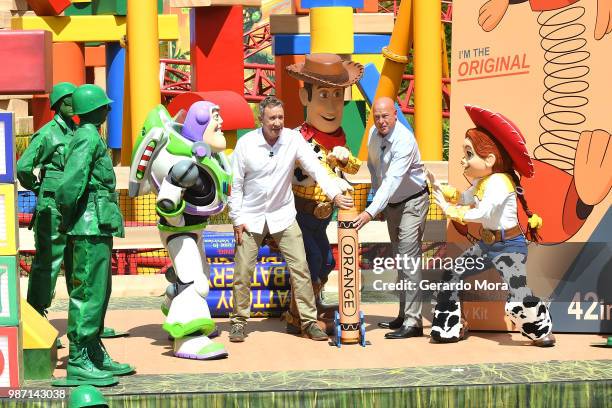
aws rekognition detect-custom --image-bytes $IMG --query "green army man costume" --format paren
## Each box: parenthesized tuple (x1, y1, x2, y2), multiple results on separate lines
(17, 82, 77, 317)
(55, 84, 134, 387)
(16, 83, 124, 342)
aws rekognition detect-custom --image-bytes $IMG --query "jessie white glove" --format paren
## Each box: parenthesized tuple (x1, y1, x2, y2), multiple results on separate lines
(334, 177, 354, 193)
(433, 189, 450, 212)
(329, 146, 350, 164)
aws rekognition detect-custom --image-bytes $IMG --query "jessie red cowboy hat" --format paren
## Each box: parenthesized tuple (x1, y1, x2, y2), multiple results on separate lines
(286, 53, 364, 88)
(465, 105, 535, 178)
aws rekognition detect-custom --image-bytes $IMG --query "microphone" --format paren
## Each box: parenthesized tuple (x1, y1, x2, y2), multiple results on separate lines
(269, 151, 274, 158)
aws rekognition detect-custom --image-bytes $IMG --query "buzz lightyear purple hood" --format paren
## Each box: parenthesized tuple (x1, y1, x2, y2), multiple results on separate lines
(181, 101, 220, 142)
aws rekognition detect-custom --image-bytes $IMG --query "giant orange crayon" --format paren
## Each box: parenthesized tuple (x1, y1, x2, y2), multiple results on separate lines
(335, 192, 366, 347)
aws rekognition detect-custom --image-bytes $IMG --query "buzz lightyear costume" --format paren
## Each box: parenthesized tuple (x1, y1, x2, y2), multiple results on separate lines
(129, 101, 231, 360)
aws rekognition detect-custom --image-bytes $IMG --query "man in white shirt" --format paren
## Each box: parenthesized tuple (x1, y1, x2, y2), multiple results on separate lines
(229, 96, 353, 342)
(353, 96, 430, 339)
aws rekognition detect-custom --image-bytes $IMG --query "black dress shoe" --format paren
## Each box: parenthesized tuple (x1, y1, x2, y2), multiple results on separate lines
(384, 325, 423, 339)
(377, 317, 404, 330)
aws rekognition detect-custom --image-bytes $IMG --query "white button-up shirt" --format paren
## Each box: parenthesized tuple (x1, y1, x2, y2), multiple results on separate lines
(229, 127, 342, 234)
(366, 122, 427, 217)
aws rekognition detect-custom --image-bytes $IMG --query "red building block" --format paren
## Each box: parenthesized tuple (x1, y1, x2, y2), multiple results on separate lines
(274, 54, 305, 129)
(26, 0, 71, 16)
(0, 30, 52, 94)
(190, 6, 244, 96)
(0, 327, 21, 391)
(167, 91, 255, 131)
(32, 95, 54, 132)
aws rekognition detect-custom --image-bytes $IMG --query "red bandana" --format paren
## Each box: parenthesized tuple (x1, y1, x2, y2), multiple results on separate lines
(299, 122, 346, 151)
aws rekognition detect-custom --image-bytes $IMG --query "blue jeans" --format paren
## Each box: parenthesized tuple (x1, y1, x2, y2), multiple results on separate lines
(442, 235, 532, 302)
(296, 211, 335, 284)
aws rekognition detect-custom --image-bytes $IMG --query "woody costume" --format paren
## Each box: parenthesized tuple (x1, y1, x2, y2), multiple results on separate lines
(284, 54, 363, 330)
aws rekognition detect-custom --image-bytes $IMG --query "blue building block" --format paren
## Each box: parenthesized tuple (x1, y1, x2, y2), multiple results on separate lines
(300, 0, 364, 8)
(105, 43, 125, 149)
(273, 34, 390, 56)
(356, 63, 412, 131)
(0, 112, 15, 184)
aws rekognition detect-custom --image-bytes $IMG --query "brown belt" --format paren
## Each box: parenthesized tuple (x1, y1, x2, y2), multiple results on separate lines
(480, 225, 523, 244)
(294, 196, 333, 220)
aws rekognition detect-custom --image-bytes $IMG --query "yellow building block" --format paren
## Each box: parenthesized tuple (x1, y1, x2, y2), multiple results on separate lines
(310, 7, 353, 54)
(0, 184, 17, 256)
(11, 15, 179, 42)
(71, 0, 91, 3)
(21, 298, 58, 349)
(351, 54, 385, 101)
(170, 0, 262, 6)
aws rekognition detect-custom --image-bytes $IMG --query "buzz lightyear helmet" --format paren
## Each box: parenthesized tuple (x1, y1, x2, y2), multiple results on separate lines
(128, 104, 232, 216)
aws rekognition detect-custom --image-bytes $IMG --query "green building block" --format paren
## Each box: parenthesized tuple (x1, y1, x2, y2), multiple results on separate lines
(92, 0, 164, 16)
(64, 2, 93, 16)
(342, 100, 366, 156)
(24, 347, 57, 380)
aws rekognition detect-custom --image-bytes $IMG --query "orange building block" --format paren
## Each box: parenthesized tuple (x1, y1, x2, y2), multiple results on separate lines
(52, 42, 85, 85)
(274, 54, 305, 129)
(85, 45, 106, 67)
(357, 0, 378, 12)
(26, 0, 71, 16)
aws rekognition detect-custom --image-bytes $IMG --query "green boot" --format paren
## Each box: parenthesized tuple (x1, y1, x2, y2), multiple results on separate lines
(89, 340, 135, 376)
(65, 346, 118, 387)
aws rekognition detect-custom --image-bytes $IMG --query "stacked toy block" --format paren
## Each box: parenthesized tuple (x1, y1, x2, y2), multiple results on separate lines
(0, 112, 22, 389)
(270, 0, 394, 131)
(11, 1, 178, 142)
(0, 0, 31, 29)
(167, 0, 262, 152)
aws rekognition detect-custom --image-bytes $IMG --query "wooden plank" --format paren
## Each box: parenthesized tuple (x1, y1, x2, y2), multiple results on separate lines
(11, 15, 179, 42)
(270, 13, 394, 34)
(0, 99, 29, 117)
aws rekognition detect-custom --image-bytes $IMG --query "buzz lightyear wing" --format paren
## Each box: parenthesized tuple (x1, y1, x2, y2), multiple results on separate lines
(128, 126, 167, 197)
(129, 105, 175, 197)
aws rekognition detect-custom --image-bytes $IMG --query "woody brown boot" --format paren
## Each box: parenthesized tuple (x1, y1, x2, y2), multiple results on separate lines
(282, 289, 301, 334)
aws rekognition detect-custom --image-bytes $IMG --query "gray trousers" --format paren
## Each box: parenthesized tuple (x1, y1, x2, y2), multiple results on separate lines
(384, 191, 429, 328)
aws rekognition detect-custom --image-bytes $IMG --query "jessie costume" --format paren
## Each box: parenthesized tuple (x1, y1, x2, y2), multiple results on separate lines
(431, 105, 555, 347)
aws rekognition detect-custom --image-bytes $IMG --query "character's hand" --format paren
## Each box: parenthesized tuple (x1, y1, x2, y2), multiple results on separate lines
(262, 233, 280, 253)
(433, 189, 450, 213)
(234, 224, 249, 245)
(478, 0, 510, 32)
(574, 129, 612, 205)
(333, 193, 354, 210)
(595, 0, 612, 40)
(328, 146, 350, 166)
(353, 211, 373, 231)
(334, 177, 354, 193)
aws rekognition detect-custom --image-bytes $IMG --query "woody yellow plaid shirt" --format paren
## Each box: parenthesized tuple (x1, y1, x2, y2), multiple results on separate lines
(292, 139, 361, 203)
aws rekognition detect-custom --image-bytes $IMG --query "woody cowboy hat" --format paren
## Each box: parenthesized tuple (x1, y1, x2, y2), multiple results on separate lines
(286, 53, 364, 88)
(465, 105, 535, 178)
